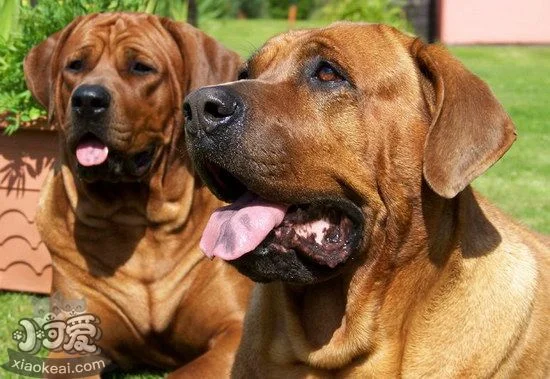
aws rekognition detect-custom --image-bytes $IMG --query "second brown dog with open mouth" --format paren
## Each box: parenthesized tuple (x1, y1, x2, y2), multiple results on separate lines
(184, 23, 550, 377)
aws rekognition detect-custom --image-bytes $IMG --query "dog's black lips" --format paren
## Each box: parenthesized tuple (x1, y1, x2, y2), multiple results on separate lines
(196, 159, 365, 284)
(73, 133, 157, 183)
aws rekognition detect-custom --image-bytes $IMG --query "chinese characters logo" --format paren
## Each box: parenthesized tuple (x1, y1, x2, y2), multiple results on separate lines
(11, 292, 102, 355)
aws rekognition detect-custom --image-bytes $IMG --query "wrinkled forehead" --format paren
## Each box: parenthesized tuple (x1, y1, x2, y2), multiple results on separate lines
(61, 13, 173, 60)
(248, 23, 414, 82)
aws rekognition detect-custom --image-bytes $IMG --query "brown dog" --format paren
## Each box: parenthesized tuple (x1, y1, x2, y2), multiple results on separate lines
(24, 12, 251, 377)
(184, 23, 550, 377)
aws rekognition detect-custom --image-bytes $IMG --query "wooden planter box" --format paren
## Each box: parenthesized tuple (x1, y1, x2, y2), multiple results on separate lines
(0, 116, 55, 294)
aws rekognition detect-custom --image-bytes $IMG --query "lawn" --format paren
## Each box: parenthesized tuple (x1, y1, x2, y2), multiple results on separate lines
(1, 19, 548, 379)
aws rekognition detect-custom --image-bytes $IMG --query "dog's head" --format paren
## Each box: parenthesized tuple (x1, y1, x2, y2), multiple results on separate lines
(25, 12, 240, 184)
(184, 23, 516, 284)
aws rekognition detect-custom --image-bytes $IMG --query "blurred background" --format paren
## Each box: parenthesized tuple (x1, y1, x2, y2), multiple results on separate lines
(0, 1, 548, 378)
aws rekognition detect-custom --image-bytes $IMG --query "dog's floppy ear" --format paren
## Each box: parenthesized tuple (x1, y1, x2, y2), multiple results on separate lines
(160, 18, 242, 92)
(24, 31, 62, 109)
(24, 16, 84, 113)
(411, 39, 516, 198)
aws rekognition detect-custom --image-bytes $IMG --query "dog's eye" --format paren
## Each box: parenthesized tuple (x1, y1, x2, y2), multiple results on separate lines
(67, 59, 84, 72)
(238, 69, 249, 80)
(131, 61, 155, 75)
(315, 62, 344, 83)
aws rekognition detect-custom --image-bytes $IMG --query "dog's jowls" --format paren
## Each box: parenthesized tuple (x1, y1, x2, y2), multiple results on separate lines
(184, 23, 550, 377)
(24, 12, 252, 377)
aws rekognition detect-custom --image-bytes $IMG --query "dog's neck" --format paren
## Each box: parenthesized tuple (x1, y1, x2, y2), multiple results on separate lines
(278, 185, 500, 369)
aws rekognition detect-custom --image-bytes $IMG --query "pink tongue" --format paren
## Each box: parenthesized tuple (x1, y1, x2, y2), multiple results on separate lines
(200, 192, 288, 261)
(75, 139, 109, 167)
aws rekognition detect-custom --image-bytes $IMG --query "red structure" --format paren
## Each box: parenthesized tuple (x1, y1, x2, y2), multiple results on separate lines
(440, 0, 550, 44)
(0, 122, 55, 294)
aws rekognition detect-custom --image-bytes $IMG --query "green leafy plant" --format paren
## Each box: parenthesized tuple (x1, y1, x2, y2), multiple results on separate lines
(161, 0, 236, 22)
(198, 0, 233, 20)
(313, 0, 412, 31)
(0, 0, 19, 39)
(235, 0, 266, 18)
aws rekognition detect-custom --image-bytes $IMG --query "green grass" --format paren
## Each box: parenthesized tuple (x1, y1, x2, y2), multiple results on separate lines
(1, 19, 548, 379)
(0, 292, 43, 379)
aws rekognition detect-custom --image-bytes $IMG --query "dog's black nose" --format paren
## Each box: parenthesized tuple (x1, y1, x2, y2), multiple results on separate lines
(184, 86, 243, 136)
(72, 85, 110, 119)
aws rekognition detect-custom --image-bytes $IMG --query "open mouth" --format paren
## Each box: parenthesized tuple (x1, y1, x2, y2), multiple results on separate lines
(72, 133, 156, 182)
(75, 134, 109, 167)
(198, 162, 363, 270)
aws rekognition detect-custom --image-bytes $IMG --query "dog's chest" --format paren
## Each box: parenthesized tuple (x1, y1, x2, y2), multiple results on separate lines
(50, 222, 203, 332)
(100, 235, 203, 329)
